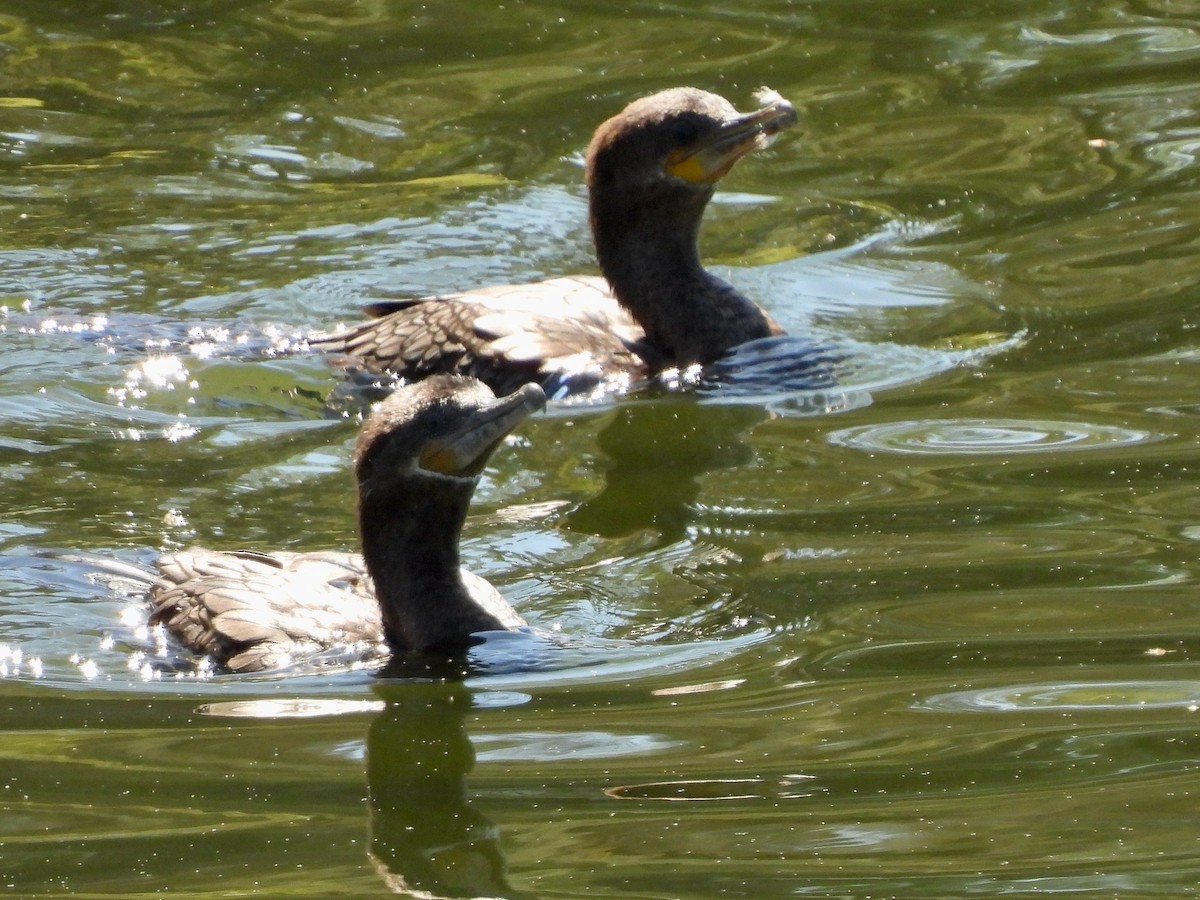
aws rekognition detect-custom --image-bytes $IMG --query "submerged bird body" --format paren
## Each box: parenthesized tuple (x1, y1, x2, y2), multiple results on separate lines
(149, 375, 544, 673)
(312, 87, 798, 397)
(150, 549, 380, 672)
(336, 276, 651, 398)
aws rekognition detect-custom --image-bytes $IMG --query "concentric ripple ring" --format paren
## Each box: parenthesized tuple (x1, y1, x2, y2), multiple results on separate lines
(827, 417, 1163, 456)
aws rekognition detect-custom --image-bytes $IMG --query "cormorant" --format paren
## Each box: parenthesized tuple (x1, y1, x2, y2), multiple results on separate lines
(149, 375, 544, 672)
(312, 86, 798, 397)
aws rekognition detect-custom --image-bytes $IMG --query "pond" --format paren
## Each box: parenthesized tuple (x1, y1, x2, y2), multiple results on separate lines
(2, 1, 1200, 896)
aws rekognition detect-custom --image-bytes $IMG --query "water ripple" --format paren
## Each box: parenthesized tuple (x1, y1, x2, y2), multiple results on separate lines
(918, 680, 1200, 713)
(475, 729, 679, 763)
(828, 417, 1163, 456)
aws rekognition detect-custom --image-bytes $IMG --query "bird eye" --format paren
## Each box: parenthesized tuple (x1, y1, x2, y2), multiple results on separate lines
(672, 119, 699, 146)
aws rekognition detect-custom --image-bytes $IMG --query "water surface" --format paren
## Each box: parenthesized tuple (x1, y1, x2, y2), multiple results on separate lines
(3, 1, 1200, 896)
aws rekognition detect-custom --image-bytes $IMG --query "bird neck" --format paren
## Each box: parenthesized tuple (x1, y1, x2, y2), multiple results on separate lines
(359, 474, 506, 653)
(590, 188, 781, 367)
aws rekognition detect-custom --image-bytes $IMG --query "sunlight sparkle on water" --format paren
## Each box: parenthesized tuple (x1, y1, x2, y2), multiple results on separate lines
(70, 654, 101, 680)
(164, 419, 199, 442)
(108, 354, 196, 408)
(0, 644, 44, 679)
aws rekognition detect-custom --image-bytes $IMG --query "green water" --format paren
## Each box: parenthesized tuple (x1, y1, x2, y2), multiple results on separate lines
(3, 1, 1200, 896)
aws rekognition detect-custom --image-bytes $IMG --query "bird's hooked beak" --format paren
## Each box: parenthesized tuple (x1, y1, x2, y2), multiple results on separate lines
(419, 383, 546, 478)
(666, 87, 798, 184)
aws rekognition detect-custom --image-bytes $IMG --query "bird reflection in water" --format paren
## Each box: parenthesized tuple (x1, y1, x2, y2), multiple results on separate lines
(200, 684, 523, 898)
(567, 398, 767, 542)
(568, 343, 848, 543)
(366, 681, 524, 898)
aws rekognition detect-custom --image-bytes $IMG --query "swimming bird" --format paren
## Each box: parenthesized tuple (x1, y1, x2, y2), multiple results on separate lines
(311, 86, 798, 397)
(149, 375, 544, 672)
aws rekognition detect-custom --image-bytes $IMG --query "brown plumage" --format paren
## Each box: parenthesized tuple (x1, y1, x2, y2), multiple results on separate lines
(149, 375, 545, 672)
(311, 86, 798, 397)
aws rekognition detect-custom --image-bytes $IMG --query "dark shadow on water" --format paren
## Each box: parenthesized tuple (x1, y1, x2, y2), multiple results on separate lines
(697, 335, 842, 395)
